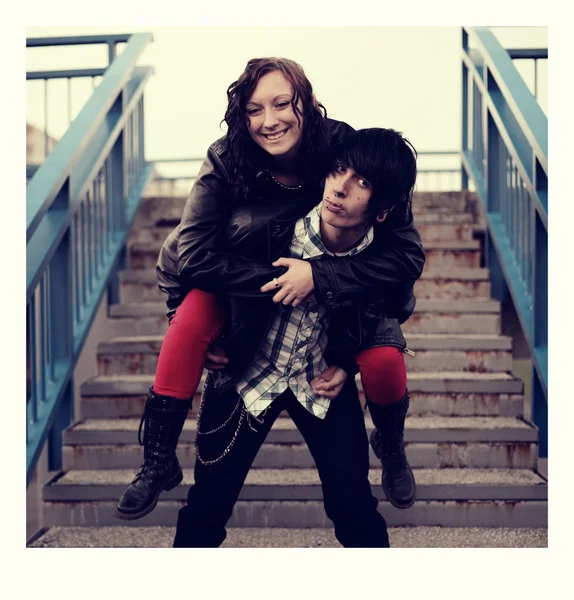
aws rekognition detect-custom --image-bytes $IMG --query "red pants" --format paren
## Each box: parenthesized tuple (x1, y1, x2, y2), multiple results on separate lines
(154, 289, 407, 405)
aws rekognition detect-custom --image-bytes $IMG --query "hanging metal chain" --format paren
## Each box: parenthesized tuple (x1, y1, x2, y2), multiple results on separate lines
(194, 371, 246, 466)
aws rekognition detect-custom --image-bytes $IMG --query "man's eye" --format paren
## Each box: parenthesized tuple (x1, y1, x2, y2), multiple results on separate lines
(358, 178, 370, 188)
(335, 164, 346, 173)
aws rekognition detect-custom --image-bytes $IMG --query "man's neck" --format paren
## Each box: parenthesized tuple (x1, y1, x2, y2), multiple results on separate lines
(320, 220, 368, 254)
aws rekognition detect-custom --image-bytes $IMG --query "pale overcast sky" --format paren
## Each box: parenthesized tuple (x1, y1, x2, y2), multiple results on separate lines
(26, 26, 547, 173)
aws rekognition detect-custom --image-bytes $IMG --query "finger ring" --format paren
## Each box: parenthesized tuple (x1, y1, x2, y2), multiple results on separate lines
(273, 278, 280, 288)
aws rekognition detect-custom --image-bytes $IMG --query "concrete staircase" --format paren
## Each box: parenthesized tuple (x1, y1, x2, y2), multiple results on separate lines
(31, 190, 548, 548)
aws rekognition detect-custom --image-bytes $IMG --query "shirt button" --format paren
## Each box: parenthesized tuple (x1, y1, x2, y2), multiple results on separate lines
(325, 292, 334, 300)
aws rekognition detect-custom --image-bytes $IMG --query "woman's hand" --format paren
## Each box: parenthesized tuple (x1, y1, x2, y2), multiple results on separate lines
(205, 346, 229, 370)
(260, 258, 315, 307)
(311, 365, 348, 399)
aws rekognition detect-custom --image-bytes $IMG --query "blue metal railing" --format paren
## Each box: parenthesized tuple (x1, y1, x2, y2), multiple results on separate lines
(460, 27, 548, 455)
(26, 34, 135, 162)
(26, 33, 154, 484)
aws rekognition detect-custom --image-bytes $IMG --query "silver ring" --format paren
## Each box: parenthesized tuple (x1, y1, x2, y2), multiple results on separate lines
(273, 278, 280, 288)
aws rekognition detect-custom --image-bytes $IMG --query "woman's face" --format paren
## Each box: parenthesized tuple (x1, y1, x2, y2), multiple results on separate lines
(245, 70, 303, 164)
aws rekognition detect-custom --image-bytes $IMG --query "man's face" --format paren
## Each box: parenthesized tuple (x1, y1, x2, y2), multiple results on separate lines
(321, 162, 376, 234)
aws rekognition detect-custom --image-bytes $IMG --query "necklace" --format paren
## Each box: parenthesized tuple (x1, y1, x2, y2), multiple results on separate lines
(269, 171, 304, 190)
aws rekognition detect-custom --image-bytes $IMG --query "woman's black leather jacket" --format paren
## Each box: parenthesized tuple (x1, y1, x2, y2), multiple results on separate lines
(156, 118, 425, 388)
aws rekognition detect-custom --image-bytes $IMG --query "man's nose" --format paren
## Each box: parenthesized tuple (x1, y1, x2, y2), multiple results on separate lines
(333, 175, 350, 197)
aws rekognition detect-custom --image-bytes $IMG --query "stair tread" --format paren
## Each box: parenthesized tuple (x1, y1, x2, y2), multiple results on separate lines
(51, 468, 546, 487)
(28, 526, 548, 548)
(83, 371, 521, 385)
(70, 415, 534, 432)
(99, 332, 513, 352)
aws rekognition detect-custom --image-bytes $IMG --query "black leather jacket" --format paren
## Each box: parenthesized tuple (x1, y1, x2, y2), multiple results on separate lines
(156, 118, 425, 388)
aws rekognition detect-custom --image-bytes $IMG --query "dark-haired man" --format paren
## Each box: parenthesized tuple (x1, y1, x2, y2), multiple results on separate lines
(174, 128, 423, 548)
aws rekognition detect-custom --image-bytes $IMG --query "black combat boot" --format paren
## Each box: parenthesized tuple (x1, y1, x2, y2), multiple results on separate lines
(115, 388, 191, 520)
(367, 391, 416, 509)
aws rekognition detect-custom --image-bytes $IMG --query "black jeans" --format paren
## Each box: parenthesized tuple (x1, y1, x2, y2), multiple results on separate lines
(173, 377, 390, 548)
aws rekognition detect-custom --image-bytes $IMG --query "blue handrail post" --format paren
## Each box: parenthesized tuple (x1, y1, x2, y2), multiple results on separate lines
(461, 59, 469, 190)
(108, 246, 128, 307)
(47, 211, 74, 469)
(532, 367, 548, 457)
(108, 42, 116, 66)
(106, 127, 129, 309)
(48, 380, 73, 470)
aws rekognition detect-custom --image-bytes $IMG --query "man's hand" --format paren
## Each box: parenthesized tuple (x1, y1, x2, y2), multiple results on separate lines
(205, 346, 229, 371)
(260, 258, 315, 307)
(311, 365, 348, 399)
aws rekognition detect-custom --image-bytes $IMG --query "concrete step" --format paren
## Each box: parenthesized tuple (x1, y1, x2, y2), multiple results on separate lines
(80, 386, 523, 420)
(63, 440, 537, 471)
(118, 266, 493, 303)
(42, 468, 547, 528)
(28, 525, 548, 547)
(126, 239, 483, 270)
(413, 212, 475, 225)
(412, 191, 477, 213)
(107, 299, 501, 335)
(415, 222, 475, 243)
(43, 498, 547, 528)
(96, 333, 513, 376)
(45, 467, 547, 504)
(79, 372, 524, 419)
(415, 267, 491, 299)
(65, 415, 538, 445)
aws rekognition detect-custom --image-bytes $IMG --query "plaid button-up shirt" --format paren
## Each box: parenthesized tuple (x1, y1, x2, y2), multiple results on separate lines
(236, 203, 374, 420)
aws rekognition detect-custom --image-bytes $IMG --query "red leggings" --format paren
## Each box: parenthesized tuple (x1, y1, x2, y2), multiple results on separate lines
(154, 289, 407, 405)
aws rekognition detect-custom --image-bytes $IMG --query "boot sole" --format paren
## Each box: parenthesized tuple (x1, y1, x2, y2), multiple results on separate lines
(115, 470, 184, 521)
(370, 431, 417, 510)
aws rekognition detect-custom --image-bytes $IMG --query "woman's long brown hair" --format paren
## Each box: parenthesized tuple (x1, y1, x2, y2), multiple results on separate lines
(222, 57, 332, 195)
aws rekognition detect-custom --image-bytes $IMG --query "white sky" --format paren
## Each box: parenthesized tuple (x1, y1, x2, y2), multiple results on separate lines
(26, 26, 548, 171)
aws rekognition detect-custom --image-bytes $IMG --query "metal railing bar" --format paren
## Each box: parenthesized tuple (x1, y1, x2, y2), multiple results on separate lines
(44, 79, 49, 159)
(27, 68, 107, 81)
(27, 34, 132, 47)
(28, 302, 38, 422)
(506, 48, 548, 59)
(39, 277, 46, 404)
(67, 77, 72, 125)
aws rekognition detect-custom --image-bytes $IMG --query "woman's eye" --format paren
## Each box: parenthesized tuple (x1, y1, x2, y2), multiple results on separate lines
(276, 102, 289, 109)
(358, 178, 370, 188)
(335, 164, 346, 173)
(246, 108, 261, 116)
